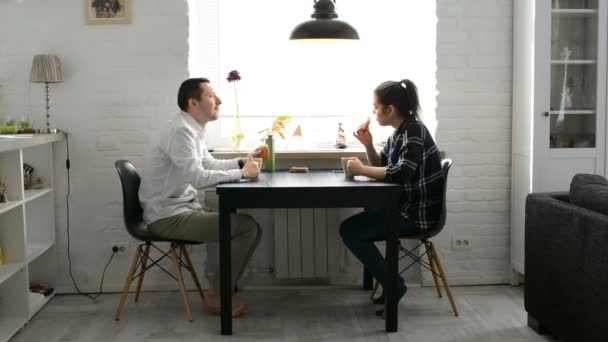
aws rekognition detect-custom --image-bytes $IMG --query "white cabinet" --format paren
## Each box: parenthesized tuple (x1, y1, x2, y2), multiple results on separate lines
(0, 134, 63, 342)
(511, 0, 607, 276)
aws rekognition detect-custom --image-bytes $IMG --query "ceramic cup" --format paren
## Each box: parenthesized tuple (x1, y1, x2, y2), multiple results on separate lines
(341, 157, 354, 179)
(252, 157, 263, 170)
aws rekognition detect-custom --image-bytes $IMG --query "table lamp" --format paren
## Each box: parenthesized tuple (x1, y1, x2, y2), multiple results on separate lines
(30, 54, 63, 134)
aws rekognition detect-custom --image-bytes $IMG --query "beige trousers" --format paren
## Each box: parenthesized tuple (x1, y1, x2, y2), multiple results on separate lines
(148, 210, 262, 291)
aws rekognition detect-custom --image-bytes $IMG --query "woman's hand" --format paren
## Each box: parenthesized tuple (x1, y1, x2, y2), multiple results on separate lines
(353, 128, 373, 147)
(347, 158, 365, 176)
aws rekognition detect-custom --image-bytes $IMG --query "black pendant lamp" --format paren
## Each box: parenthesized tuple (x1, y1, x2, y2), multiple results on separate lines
(290, 0, 359, 40)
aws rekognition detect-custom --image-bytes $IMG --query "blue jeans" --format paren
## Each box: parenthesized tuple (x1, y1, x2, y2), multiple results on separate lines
(339, 208, 418, 290)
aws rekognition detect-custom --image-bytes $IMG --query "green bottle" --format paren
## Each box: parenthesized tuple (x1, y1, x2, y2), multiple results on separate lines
(264, 135, 276, 172)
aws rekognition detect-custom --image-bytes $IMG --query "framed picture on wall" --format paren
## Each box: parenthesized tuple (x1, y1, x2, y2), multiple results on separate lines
(86, 0, 132, 25)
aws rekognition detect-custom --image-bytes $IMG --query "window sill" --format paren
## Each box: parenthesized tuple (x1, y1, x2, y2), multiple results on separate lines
(210, 147, 373, 160)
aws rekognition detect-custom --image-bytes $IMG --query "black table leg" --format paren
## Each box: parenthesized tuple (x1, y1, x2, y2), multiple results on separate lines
(385, 207, 399, 332)
(363, 267, 373, 290)
(219, 204, 232, 335)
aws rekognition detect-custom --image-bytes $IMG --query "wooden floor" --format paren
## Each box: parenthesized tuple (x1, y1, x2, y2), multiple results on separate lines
(12, 285, 556, 342)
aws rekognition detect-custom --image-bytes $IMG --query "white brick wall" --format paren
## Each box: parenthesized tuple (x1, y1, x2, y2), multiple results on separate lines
(0, 0, 191, 293)
(435, 0, 513, 285)
(0, 0, 514, 292)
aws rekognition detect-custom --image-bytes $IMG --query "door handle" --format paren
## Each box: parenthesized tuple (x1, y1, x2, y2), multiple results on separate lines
(543, 111, 549, 117)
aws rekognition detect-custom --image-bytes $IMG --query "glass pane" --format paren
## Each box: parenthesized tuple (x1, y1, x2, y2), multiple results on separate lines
(550, 64, 597, 111)
(549, 3, 597, 149)
(551, 12, 597, 60)
(552, 0, 597, 10)
(549, 114, 596, 148)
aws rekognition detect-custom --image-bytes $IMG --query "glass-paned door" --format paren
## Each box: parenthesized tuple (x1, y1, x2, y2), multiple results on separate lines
(549, 0, 598, 148)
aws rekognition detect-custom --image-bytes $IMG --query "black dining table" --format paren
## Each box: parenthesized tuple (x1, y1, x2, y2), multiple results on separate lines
(216, 170, 402, 335)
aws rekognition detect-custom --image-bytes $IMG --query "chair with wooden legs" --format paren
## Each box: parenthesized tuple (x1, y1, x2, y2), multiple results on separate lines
(114, 160, 205, 322)
(371, 159, 459, 317)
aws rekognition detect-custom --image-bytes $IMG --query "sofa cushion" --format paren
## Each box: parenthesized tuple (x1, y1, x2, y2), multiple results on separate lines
(570, 173, 608, 216)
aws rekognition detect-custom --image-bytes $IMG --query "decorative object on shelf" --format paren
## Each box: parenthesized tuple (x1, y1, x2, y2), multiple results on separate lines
(227, 70, 245, 151)
(86, 0, 132, 25)
(4, 117, 16, 127)
(0, 179, 7, 203)
(556, 47, 573, 129)
(23, 163, 34, 190)
(560, 46, 571, 60)
(30, 54, 64, 134)
(32, 177, 44, 190)
(290, 0, 359, 40)
(30, 283, 55, 296)
(284, 124, 303, 150)
(0, 116, 19, 134)
(335, 122, 346, 148)
(19, 116, 34, 133)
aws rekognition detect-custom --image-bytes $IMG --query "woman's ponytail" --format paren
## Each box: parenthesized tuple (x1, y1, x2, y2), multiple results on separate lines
(399, 79, 420, 118)
(374, 78, 421, 120)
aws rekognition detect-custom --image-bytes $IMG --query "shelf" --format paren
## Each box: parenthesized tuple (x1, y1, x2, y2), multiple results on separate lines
(0, 263, 25, 285)
(0, 318, 26, 342)
(26, 242, 54, 264)
(23, 188, 53, 203)
(549, 110, 595, 115)
(0, 133, 64, 153)
(551, 60, 597, 64)
(28, 291, 54, 319)
(549, 148, 596, 157)
(0, 201, 22, 215)
(552, 9, 598, 16)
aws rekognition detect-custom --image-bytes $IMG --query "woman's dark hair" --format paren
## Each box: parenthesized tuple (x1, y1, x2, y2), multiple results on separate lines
(374, 79, 421, 119)
(177, 78, 210, 112)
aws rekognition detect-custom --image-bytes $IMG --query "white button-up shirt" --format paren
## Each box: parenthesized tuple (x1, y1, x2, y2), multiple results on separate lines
(139, 111, 242, 225)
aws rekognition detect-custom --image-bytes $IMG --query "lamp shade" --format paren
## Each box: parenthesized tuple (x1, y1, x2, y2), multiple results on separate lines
(30, 54, 64, 83)
(290, 0, 359, 40)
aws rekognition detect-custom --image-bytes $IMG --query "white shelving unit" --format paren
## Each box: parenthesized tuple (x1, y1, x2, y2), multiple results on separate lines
(511, 0, 607, 280)
(0, 133, 64, 341)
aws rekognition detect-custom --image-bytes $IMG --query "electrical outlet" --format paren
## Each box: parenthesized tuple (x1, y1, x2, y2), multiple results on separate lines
(451, 236, 472, 250)
(111, 242, 129, 254)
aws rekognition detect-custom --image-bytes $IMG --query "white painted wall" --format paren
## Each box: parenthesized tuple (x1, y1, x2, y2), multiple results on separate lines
(0, 0, 514, 293)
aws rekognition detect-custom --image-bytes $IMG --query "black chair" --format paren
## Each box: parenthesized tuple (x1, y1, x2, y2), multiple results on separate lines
(372, 159, 459, 317)
(114, 160, 205, 322)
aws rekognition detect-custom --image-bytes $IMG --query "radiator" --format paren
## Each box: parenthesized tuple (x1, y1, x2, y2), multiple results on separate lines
(273, 208, 340, 279)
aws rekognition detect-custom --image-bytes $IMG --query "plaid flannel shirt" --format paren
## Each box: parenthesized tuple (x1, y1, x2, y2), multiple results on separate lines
(381, 117, 443, 231)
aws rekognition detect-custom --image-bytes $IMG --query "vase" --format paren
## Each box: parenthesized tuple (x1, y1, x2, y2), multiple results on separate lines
(263, 135, 276, 172)
(231, 116, 244, 151)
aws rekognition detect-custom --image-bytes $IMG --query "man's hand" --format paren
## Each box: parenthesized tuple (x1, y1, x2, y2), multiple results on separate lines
(241, 158, 260, 179)
(246, 146, 263, 159)
(347, 158, 365, 176)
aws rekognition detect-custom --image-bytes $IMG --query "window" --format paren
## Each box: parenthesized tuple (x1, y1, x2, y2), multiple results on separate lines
(188, 0, 436, 150)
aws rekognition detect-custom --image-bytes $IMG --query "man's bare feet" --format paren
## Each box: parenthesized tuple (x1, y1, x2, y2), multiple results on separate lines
(203, 290, 249, 318)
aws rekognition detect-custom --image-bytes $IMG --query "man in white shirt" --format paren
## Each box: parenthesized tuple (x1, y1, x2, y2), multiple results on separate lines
(139, 78, 262, 318)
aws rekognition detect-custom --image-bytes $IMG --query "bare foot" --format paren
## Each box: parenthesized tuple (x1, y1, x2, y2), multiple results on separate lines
(203, 292, 249, 318)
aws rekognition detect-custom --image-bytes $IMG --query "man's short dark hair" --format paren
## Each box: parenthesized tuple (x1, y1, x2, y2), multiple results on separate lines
(177, 78, 210, 112)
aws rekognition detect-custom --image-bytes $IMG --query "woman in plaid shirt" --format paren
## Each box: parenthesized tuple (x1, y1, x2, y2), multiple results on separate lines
(340, 79, 444, 311)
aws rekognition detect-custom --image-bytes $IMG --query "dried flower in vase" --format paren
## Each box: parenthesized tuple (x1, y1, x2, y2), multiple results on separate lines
(227, 70, 245, 150)
(259, 115, 293, 139)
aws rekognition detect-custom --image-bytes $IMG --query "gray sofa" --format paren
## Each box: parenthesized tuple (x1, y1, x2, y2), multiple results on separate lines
(525, 175, 608, 342)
